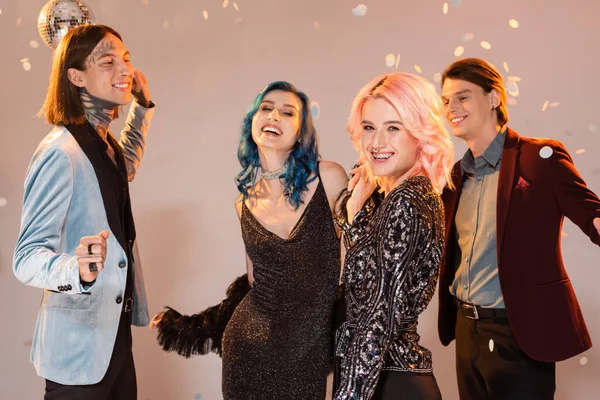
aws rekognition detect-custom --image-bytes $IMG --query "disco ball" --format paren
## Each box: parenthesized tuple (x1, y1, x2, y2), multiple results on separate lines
(38, 0, 96, 49)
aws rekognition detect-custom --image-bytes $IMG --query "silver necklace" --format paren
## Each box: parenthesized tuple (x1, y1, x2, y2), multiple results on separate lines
(260, 164, 288, 180)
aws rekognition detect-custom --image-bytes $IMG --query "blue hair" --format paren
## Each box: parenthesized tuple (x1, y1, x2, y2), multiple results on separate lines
(235, 81, 320, 210)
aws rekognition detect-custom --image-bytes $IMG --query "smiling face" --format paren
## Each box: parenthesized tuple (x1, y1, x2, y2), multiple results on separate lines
(360, 98, 419, 191)
(69, 33, 134, 105)
(250, 89, 302, 153)
(441, 78, 499, 141)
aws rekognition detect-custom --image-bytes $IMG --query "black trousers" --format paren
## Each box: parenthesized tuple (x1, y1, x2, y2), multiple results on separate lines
(44, 311, 136, 400)
(372, 371, 442, 400)
(455, 309, 555, 400)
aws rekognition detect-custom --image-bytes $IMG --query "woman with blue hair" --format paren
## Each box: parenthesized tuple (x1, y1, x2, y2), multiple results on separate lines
(153, 81, 348, 399)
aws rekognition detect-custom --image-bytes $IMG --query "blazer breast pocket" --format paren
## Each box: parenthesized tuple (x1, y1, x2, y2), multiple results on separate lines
(43, 291, 92, 309)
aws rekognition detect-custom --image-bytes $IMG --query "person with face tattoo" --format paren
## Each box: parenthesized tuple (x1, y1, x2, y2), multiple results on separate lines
(13, 24, 155, 399)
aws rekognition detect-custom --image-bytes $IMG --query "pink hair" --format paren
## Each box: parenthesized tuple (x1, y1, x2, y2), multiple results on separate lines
(347, 72, 454, 192)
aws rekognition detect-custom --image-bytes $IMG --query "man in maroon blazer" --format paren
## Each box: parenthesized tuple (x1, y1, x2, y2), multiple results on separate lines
(439, 57, 600, 399)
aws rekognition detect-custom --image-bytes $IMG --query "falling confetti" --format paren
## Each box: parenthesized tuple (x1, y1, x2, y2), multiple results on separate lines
(480, 41, 491, 50)
(489, 339, 494, 352)
(549, 101, 560, 107)
(580, 357, 588, 366)
(352, 4, 368, 17)
(589, 124, 597, 132)
(223, 0, 229, 7)
(575, 149, 586, 155)
(507, 97, 517, 106)
(433, 72, 442, 83)
(162, 20, 170, 29)
(509, 19, 520, 28)
(234, 2, 239, 11)
(462, 33, 474, 42)
(385, 53, 396, 68)
(141, 0, 150, 5)
(30, 40, 40, 48)
(539, 146, 553, 159)
(0, 198, 7, 207)
(443, 2, 448, 14)
(313, 21, 320, 29)
(203, 10, 208, 19)
(20, 57, 29, 63)
(454, 46, 464, 57)
(414, 65, 422, 74)
(503, 62, 509, 72)
(507, 76, 521, 82)
(310, 101, 320, 119)
(542, 101, 549, 112)
(395, 54, 400, 69)
(0, 9, 3, 15)
(22, 61, 32, 71)
(506, 81, 519, 97)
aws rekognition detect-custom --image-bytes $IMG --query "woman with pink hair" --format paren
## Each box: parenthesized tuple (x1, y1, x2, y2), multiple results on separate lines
(333, 72, 454, 399)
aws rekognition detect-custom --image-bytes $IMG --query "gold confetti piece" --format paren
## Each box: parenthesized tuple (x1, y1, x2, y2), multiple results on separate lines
(223, 0, 229, 7)
(503, 62, 509, 72)
(385, 53, 396, 67)
(507, 76, 521, 81)
(414, 65, 422, 74)
(507, 97, 517, 105)
(433, 72, 442, 83)
(162, 20, 170, 28)
(481, 41, 491, 50)
(462, 33, 474, 41)
(509, 19, 519, 28)
(22, 61, 31, 71)
(443, 2, 448, 14)
(203, 10, 208, 19)
(20, 57, 29, 63)
(395, 54, 401, 69)
(542, 101, 549, 111)
(561, 231, 568, 237)
(141, 0, 150, 5)
(549, 101, 560, 107)
(30, 40, 39, 48)
(0, 9, 3, 15)
(454, 46, 464, 57)
(575, 149, 586, 155)
(313, 21, 320, 29)
(234, 2, 239, 11)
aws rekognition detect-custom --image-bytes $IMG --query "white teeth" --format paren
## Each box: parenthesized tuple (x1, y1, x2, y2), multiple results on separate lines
(373, 153, 392, 160)
(263, 126, 282, 135)
(451, 116, 466, 123)
(113, 83, 128, 89)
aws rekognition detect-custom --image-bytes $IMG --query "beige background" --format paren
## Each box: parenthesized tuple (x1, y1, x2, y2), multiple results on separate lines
(1, 0, 599, 399)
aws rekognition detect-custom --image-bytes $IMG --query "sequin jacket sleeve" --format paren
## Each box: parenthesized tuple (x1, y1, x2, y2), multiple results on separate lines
(335, 179, 444, 400)
(335, 192, 382, 249)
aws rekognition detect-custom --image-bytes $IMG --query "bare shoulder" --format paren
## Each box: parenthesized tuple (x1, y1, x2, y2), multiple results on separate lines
(235, 193, 244, 218)
(319, 160, 348, 207)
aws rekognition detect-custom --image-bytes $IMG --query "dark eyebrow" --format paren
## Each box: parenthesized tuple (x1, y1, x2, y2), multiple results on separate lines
(442, 89, 472, 99)
(97, 51, 131, 59)
(261, 100, 299, 110)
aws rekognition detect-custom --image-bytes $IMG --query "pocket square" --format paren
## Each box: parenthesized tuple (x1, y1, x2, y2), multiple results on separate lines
(515, 176, 530, 189)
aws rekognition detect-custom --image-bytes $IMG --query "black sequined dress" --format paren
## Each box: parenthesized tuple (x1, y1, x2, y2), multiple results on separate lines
(222, 178, 340, 399)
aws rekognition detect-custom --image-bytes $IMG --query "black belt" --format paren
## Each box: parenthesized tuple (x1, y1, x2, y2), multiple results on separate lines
(456, 299, 507, 321)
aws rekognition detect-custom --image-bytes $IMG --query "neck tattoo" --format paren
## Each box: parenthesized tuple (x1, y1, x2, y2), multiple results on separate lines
(80, 87, 119, 142)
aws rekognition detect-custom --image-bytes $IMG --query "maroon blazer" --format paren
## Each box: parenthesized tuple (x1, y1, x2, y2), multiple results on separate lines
(438, 127, 600, 362)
